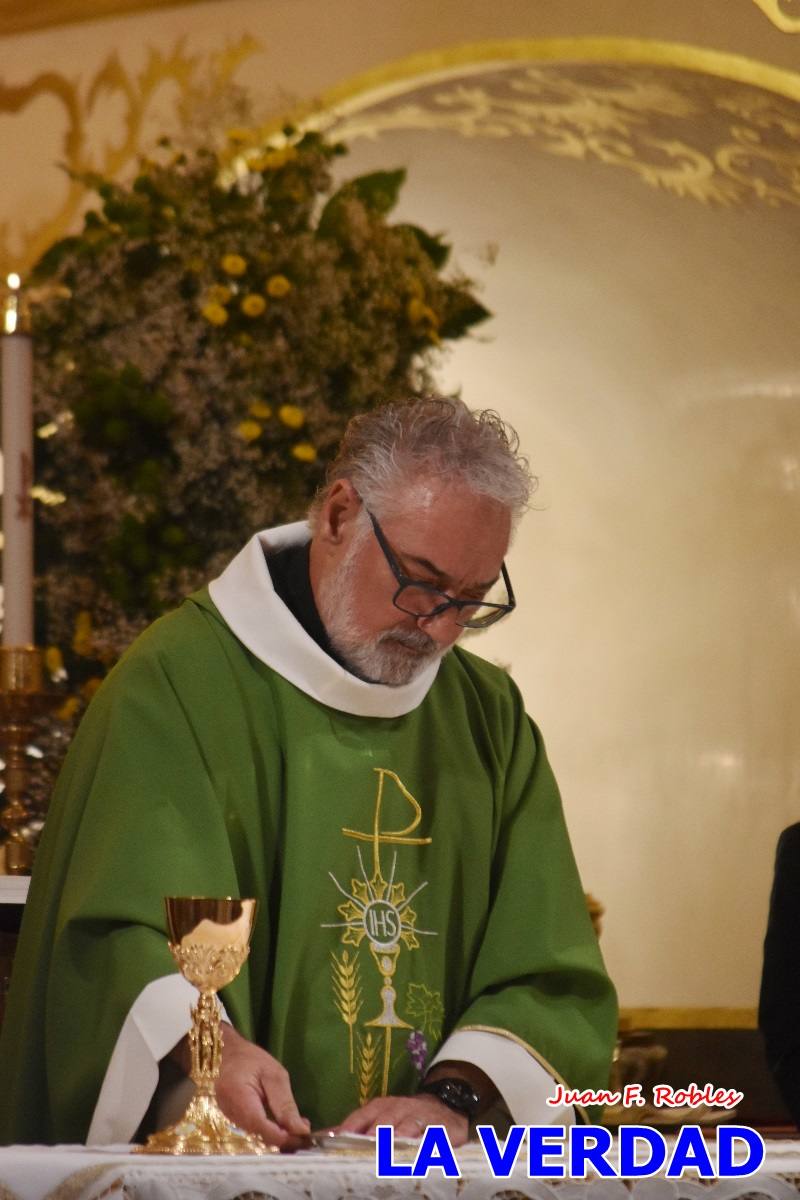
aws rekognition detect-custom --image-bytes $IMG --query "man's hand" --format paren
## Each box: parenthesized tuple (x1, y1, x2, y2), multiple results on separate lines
(334, 1061, 497, 1147)
(336, 1095, 469, 1146)
(170, 1024, 310, 1150)
(216, 1025, 311, 1149)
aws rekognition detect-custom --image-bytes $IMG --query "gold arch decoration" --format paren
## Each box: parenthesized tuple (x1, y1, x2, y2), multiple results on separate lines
(0, 0, 799, 38)
(0, 35, 261, 278)
(2, 36, 800, 276)
(300, 40, 800, 210)
(308, 38, 800, 114)
(751, 0, 800, 31)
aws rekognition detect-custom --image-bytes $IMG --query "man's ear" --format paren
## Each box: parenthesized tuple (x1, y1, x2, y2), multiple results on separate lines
(318, 478, 361, 545)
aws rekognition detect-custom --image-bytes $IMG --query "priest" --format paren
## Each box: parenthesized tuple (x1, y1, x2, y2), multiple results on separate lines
(0, 395, 617, 1147)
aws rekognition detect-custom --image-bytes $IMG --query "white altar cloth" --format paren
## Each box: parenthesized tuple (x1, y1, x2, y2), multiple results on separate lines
(1, 1140, 800, 1200)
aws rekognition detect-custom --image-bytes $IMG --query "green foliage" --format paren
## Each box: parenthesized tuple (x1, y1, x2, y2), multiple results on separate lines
(395, 225, 451, 270)
(29, 126, 490, 728)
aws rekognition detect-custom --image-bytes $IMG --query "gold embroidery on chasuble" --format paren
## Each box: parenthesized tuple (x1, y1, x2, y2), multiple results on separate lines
(322, 768, 441, 1104)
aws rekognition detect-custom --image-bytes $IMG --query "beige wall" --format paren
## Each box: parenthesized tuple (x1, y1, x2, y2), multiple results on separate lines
(331, 57, 800, 1009)
(1, 1, 799, 1010)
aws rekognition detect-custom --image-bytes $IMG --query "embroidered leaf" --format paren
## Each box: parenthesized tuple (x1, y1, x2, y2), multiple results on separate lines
(405, 982, 444, 1039)
(357, 1031, 379, 1105)
(331, 948, 363, 1073)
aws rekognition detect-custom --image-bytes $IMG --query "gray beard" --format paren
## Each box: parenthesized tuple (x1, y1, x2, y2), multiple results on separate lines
(315, 534, 446, 686)
(333, 623, 445, 687)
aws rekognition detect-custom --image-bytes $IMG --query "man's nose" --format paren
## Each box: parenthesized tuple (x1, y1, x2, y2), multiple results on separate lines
(415, 606, 461, 644)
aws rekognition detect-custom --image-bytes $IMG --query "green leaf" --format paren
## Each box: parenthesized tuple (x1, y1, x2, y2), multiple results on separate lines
(103, 417, 132, 446)
(317, 169, 406, 239)
(395, 224, 451, 269)
(295, 129, 321, 150)
(438, 294, 492, 340)
(161, 524, 186, 547)
(29, 236, 83, 282)
(316, 192, 346, 239)
(349, 169, 406, 215)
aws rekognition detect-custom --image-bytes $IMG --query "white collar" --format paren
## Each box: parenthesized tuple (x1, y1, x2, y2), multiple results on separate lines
(208, 522, 441, 717)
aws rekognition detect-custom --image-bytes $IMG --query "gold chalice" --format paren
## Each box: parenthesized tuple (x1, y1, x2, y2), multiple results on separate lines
(137, 896, 269, 1155)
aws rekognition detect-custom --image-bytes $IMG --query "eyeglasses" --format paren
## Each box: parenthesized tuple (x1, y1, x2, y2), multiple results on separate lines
(366, 509, 515, 630)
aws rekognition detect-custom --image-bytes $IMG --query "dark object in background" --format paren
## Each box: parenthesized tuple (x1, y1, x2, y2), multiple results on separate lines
(610, 1025, 789, 1129)
(759, 822, 800, 1129)
(0, 916, 22, 1030)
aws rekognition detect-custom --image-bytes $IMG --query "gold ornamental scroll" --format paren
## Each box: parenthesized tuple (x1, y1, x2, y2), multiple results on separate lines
(751, 0, 800, 32)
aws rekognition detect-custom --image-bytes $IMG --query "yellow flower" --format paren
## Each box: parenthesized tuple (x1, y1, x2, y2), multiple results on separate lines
(236, 420, 263, 442)
(252, 146, 298, 171)
(291, 441, 317, 463)
(407, 296, 426, 323)
(56, 696, 80, 722)
(407, 296, 440, 333)
(248, 400, 273, 419)
(221, 253, 247, 277)
(247, 154, 269, 172)
(226, 127, 254, 145)
(278, 404, 305, 430)
(160, 205, 176, 221)
(81, 676, 103, 701)
(241, 293, 267, 317)
(72, 610, 93, 657)
(266, 274, 292, 298)
(44, 646, 64, 677)
(201, 302, 228, 326)
(206, 284, 232, 305)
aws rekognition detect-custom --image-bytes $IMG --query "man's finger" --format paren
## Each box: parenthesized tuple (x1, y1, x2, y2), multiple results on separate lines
(337, 1102, 400, 1135)
(335, 1107, 373, 1133)
(261, 1075, 311, 1136)
(394, 1115, 428, 1138)
(218, 1086, 293, 1147)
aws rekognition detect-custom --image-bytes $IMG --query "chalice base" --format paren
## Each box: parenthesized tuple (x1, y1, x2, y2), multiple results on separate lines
(136, 1090, 272, 1156)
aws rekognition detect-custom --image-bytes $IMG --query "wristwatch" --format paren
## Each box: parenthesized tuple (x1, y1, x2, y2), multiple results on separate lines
(418, 1076, 482, 1118)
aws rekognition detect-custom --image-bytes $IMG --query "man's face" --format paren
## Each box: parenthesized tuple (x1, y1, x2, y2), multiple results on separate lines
(313, 478, 512, 686)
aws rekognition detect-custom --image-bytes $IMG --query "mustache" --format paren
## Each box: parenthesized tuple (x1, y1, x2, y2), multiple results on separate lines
(378, 627, 438, 654)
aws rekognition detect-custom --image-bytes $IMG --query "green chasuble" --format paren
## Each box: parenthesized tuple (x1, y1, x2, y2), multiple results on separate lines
(0, 530, 616, 1144)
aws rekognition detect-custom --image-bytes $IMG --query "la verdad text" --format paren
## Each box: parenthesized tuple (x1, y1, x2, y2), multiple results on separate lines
(375, 1123, 764, 1180)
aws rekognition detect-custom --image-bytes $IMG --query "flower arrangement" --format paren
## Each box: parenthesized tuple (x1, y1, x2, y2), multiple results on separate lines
(25, 127, 489, 800)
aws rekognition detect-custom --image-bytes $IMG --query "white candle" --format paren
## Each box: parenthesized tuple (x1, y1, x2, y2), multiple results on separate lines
(1, 274, 34, 647)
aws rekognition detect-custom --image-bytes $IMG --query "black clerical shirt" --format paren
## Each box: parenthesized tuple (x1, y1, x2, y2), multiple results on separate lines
(266, 540, 342, 666)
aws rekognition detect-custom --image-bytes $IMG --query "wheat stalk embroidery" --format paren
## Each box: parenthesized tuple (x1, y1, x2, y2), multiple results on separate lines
(331, 948, 362, 1072)
(357, 1031, 379, 1106)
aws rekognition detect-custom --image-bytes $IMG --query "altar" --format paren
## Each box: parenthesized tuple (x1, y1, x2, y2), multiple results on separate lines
(2, 1140, 800, 1200)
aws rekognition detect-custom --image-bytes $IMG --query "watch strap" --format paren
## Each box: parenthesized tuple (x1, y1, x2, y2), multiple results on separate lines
(418, 1076, 481, 1118)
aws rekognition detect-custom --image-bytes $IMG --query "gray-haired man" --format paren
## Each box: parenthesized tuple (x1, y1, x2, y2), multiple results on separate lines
(0, 396, 617, 1148)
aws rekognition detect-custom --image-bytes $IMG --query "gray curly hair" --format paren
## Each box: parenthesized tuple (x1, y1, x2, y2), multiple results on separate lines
(310, 395, 535, 529)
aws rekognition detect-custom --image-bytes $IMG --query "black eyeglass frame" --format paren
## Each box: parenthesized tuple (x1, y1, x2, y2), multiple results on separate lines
(366, 509, 516, 629)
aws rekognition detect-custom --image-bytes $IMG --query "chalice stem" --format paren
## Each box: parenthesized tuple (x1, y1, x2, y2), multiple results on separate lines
(191, 990, 222, 1086)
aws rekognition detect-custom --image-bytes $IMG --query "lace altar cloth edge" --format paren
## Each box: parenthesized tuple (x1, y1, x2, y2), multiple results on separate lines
(1, 1141, 800, 1200)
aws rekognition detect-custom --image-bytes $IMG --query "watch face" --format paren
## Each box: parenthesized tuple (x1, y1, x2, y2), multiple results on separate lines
(422, 1077, 481, 1116)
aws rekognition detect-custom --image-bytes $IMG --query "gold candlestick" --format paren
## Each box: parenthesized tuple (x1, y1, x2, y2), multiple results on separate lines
(138, 896, 270, 1156)
(0, 646, 52, 875)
